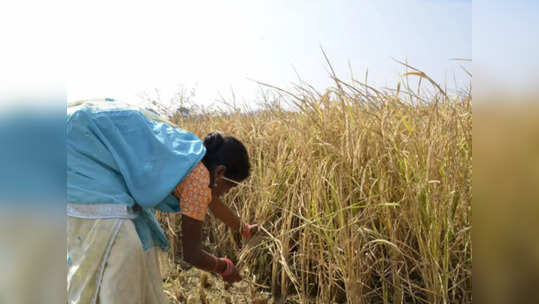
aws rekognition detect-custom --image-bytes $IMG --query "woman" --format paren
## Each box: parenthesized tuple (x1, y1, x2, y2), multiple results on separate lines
(66, 99, 258, 303)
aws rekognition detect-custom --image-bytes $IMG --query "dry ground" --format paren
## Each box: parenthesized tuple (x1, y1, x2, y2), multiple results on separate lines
(162, 259, 276, 304)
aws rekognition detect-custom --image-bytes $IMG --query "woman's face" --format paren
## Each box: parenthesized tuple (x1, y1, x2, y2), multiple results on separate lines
(212, 165, 238, 198)
(213, 179, 237, 198)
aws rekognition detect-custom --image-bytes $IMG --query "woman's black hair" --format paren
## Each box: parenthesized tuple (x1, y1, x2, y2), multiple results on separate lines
(202, 132, 250, 186)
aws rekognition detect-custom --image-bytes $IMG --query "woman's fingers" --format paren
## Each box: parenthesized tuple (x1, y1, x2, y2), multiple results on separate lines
(250, 224, 259, 236)
(224, 271, 242, 283)
(222, 270, 242, 283)
(219, 257, 242, 283)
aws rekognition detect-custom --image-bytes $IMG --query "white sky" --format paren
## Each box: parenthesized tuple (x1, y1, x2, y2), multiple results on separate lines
(1, 0, 472, 109)
(473, 0, 539, 98)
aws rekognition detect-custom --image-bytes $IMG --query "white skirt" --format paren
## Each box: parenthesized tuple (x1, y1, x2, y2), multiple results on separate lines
(67, 217, 169, 304)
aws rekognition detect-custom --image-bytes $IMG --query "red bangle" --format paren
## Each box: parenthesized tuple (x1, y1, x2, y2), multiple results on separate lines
(214, 257, 234, 276)
(221, 258, 235, 277)
(214, 258, 235, 277)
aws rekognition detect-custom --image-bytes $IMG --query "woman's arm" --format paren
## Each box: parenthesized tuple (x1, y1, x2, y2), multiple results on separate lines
(208, 196, 242, 232)
(208, 197, 260, 239)
(181, 215, 241, 282)
(181, 214, 225, 272)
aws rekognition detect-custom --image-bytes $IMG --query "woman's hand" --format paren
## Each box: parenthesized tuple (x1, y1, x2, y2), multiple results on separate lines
(242, 223, 259, 240)
(217, 257, 242, 283)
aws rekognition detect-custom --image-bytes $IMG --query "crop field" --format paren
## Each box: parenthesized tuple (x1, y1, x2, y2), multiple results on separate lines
(157, 68, 472, 303)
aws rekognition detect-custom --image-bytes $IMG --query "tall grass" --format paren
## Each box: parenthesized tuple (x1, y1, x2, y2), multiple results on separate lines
(158, 68, 472, 303)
